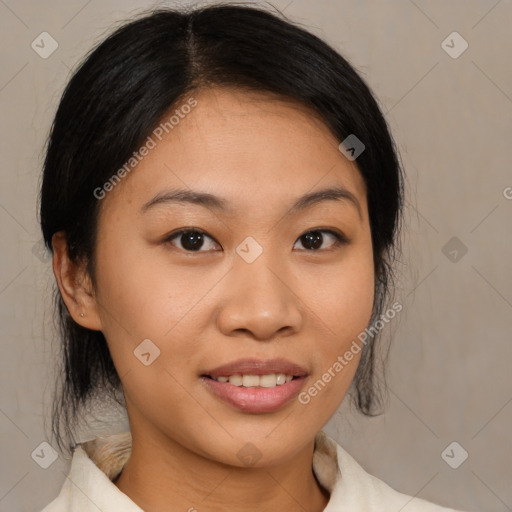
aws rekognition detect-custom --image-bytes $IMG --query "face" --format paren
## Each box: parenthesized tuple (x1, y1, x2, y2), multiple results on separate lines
(86, 86, 374, 467)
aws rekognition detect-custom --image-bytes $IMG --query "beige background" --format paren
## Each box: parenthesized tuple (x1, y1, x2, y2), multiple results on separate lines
(1, 0, 511, 510)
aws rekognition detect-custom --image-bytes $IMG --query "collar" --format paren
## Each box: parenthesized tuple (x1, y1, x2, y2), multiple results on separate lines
(44, 430, 459, 511)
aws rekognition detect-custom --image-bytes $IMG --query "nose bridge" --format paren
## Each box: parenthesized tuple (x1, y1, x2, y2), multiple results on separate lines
(216, 241, 303, 340)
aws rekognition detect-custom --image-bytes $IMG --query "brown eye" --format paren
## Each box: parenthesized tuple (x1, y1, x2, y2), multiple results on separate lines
(165, 229, 219, 252)
(164, 228, 348, 253)
(294, 229, 348, 251)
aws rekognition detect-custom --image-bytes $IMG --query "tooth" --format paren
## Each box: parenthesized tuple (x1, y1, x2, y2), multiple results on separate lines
(214, 374, 295, 387)
(242, 375, 260, 387)
(229, 375, 243, 386)
(259, 374, 277, 387)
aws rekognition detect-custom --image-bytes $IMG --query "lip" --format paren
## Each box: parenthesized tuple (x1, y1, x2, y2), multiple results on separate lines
(200, 358, 309, 413)
(202, 357, 309, 379)
(201, 375, 308, 413)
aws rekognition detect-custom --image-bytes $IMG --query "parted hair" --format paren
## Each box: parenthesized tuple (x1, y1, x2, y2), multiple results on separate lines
(39, 2, 404, 455)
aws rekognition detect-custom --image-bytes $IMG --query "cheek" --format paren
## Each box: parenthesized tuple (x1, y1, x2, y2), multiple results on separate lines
(304, 247, 375, 340)
(95, 225, 374, 347)
(94, 241, 160, 332)
(93, 235, 217, 368)
(94, 235, 181, 330)
(299, 245, 375, 403)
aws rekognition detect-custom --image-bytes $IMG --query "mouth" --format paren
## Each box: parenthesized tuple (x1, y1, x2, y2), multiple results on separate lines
(202, 357, 308, 381)
(200, 358, 309, 413)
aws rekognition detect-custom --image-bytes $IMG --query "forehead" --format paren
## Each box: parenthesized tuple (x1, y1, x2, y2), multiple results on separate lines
(99, 86, 367, 219)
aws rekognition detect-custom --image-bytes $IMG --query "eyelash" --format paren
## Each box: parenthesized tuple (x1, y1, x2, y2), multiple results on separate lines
(163, 227, 350, 253)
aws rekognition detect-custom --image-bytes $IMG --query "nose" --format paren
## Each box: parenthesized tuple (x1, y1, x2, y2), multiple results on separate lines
(215, 251, 304, 342)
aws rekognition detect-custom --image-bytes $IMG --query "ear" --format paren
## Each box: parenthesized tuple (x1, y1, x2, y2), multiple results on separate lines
(52, 231, 103, 331)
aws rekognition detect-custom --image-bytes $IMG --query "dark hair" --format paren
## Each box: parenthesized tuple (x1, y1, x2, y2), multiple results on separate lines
(39, 2, 404, 455)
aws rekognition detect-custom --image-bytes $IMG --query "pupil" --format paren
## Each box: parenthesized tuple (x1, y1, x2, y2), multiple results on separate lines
(303, 231, 322, 250)
(182, 231, 204, 251)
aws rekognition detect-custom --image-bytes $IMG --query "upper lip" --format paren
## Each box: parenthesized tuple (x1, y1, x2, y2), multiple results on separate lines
(203, 358, 309, 379)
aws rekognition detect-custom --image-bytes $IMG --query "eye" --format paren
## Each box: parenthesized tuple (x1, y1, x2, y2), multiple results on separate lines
(293, 229, 348, 251)
(164, 228, 348, 253)
(164, 229, 220, 252)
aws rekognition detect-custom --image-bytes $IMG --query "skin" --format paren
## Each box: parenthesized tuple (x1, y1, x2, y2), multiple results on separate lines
(52, 86, 375, 512)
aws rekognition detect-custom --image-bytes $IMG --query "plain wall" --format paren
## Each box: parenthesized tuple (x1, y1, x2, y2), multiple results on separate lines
(0, 0, 510, 510)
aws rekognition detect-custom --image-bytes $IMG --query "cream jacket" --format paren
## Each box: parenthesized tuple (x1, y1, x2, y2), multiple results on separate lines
(41, 430, 465, 511)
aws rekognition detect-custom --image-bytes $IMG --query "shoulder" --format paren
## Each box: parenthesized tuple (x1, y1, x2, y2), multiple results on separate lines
(314, 431, 467, 512)
(39, 436, 141, 511)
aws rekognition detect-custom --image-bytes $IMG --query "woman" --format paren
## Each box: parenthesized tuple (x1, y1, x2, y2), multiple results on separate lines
(39, 3, 466, 511)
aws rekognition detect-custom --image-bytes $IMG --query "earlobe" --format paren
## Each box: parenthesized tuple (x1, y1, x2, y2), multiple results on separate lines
(51, 231, 103, 331)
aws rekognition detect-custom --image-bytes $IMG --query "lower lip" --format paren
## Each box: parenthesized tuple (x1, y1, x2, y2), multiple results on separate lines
(201, 376, 307, 413)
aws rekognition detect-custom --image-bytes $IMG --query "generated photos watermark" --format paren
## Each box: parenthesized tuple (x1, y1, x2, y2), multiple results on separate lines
(93, 97, 197, 200)
(298, 301, 402, 404)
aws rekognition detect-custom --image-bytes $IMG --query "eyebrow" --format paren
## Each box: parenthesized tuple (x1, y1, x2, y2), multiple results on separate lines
(141, 186, 362, 219)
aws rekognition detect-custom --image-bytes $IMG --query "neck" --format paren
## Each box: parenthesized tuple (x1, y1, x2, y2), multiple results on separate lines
(113, 431, 330, 512)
